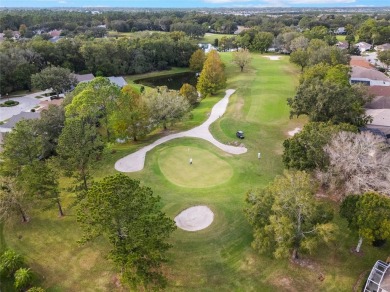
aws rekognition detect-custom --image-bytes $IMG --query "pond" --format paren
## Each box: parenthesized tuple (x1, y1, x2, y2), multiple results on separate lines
(134, 72, 198, 90)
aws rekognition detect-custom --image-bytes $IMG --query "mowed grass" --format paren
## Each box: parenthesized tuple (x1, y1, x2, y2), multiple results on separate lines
(2, 53, 389, 291)
(157, 145, 233, 188)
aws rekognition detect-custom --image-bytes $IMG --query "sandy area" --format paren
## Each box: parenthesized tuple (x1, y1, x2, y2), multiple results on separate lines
(174, 206, 214, 231)
(264, 56, 281, 60)
(288, 127, 301, 136)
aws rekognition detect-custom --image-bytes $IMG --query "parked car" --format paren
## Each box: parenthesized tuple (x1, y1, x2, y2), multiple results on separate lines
(236, 130, 244, 139)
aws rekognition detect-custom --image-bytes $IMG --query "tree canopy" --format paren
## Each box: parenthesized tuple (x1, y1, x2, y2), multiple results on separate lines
(31, 66, 77, 96)
(232, 48, 252, 72)
(283, 122, 357, 171)
(245, 171, 336, 260)
(197, 50, 226, 97)
(77, 174, 176, 289)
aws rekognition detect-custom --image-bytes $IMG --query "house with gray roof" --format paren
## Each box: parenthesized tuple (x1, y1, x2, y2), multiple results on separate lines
(108, 76, 127, 88)
(75, 73, 95, 83)
(350, 66, 390, 86)
(355, 41, 372, 53)
(0, 112, 40, 133)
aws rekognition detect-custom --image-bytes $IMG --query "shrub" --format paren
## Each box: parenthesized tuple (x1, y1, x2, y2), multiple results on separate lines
(0, 250, 24, 277)
(14, 268, 33, 290)
(0, 100, 19, 107)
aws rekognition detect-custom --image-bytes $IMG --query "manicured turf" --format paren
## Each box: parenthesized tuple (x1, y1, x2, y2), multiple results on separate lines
(2, 53, 389, 292)
(157, 145, 233, 188)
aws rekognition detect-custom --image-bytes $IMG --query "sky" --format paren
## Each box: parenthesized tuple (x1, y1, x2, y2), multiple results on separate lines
(0, 0, 388, 8)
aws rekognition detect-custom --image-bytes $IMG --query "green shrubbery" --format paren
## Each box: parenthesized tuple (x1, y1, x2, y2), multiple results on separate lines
(0, 100, 20, 107)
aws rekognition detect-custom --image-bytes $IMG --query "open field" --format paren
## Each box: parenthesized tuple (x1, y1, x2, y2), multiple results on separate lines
(201, 33, 234, 44)
(2, 53, 389, 291)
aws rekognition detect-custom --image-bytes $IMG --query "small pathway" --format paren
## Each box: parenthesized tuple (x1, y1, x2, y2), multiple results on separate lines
(115, 89, 247, 172)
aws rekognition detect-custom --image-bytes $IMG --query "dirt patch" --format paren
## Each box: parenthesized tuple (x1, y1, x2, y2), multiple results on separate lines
(269, 276, 298, 292)
(288, 127, 301, 136)
(175, 206, 214, 231)
(264, 56, 281, 60)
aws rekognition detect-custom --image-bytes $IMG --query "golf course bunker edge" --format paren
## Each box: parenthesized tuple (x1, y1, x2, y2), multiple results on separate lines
(174, 206, 214, 231)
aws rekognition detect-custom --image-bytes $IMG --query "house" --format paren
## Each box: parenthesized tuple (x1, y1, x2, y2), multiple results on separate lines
(0, 112, 40, 133)
(363, 260, 390, 292)
(350, 66, 390, 86)
(49, 29, 61, 37)
(366, 86, 390, 109)
(355, 42, 372, 53)
(335, 27, 346, 35)
(350, 56, 374, 69)
(375, 43, 390, 52)
(336, 41, 348, 50)
(108, 76, 127, 88)
(75, 73, 95, 83)
(49, 36, 63, 43)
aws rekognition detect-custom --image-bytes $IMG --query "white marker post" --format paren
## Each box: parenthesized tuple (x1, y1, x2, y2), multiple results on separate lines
(258, 152, 261, 159)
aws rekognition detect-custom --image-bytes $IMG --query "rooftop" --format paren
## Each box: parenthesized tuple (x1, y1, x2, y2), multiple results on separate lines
(350, 56, 374, 69)
(351, 66, 390, 82)
(0, 112, 40, 132)
(366, 109, 390, 127)
(75, 73, 95, 83)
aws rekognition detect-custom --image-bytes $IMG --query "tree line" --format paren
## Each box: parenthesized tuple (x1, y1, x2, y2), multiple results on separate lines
(0, 32, 197, 94)
(245, 31, 390, 260)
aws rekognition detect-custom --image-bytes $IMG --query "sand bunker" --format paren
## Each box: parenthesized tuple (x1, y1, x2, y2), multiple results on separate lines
(175, 206, 214, 231)
(288, 127, 301, 136)
(264, 56, 281, 60)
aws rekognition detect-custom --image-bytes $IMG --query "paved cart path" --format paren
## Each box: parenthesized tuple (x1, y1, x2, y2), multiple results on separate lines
(115, 89, 247, 172)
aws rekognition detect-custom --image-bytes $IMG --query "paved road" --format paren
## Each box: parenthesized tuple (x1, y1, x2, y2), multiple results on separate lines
(0, 90, 50, 122)
(115, 89, 248, 172)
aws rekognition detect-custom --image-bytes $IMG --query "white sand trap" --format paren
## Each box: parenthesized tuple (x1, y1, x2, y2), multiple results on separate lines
(264, 56, 281, 60)
(288, 127, 301, 136)
(175, 206, 214, 231)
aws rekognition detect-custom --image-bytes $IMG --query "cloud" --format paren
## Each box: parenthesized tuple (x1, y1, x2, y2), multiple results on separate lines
(58, 0, 67, 3)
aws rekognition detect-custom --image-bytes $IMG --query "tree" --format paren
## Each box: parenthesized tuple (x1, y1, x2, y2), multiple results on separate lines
(18, 160, 64, 217)
(249, 32, 273, 53)
(0, 250, 24, 278)
(35, 104, 65, 159)
(317, 131, 390, 198)
(189, 49, 206, 72)
(289, 49, 309, 72)
(77, 174, 176, 289)
(288, 79, 371, 127)
(283, 122, 357, 171)
(0, 177, 30, 223)
(197, 50, 226, 97)
(146, 86, 190, 130)
(290, 36, 309, 52)
(0, 120, 41, 176)
(232, 48, 252, 72)
(31, 66, 77, 97)
(65, 77, 120, 141)
(179, 83, 198, 105)
(377, 49, 390, 71)
(57, 118, 104, 192)
(14, 268, 33, 291)
(109, 85, 150, 141)
(18, 24, 27, 37)
(340, 193, 390, 252)
(245, 171, 336, 260)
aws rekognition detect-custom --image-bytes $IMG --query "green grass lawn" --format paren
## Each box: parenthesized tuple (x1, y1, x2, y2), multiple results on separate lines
(201, 33, 234, 44)
(2, 53, 389, 291)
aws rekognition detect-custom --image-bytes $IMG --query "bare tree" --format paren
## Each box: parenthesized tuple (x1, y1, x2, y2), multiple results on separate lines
(232, 48, 252, 72)
(317, 131, 390, 199)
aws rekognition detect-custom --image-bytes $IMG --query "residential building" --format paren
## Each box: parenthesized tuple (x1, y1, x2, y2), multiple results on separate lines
(350, 66, 390, 86)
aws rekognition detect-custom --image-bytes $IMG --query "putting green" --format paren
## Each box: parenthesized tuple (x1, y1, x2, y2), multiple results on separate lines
(158, 146, 233, 188)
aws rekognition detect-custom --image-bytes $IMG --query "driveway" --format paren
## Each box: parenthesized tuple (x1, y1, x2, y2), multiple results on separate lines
(115, 89, 248, 172)
(0, 90, 50, 122)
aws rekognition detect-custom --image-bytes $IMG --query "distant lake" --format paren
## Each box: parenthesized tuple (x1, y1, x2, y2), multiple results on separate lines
(134, 72, 198, 90)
